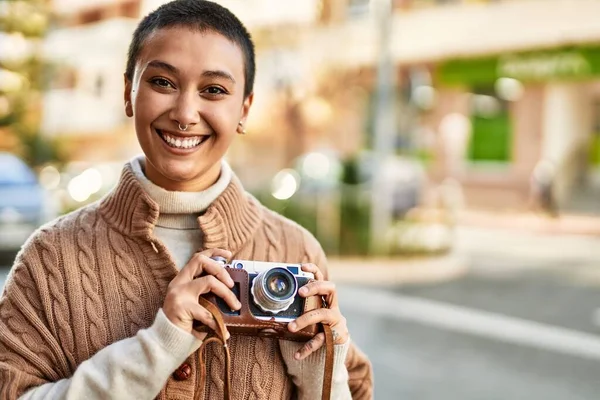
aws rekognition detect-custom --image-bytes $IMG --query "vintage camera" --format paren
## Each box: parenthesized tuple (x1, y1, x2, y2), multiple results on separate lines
(212, 257, 314, 322)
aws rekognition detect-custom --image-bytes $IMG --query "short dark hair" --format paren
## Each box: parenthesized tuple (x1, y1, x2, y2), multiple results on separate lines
(125, 0, 255, 98)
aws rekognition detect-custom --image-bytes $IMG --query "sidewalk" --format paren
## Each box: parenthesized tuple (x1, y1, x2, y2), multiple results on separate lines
(328, 209, 600, 286)
(328, 252, 467, 286)
(459, 209, 600, 236)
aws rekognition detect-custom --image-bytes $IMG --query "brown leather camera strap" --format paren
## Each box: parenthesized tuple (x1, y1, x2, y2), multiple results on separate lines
(321, 323, 335, 400)
(195, 296, 334, 400)
(197, 296, 232, 400)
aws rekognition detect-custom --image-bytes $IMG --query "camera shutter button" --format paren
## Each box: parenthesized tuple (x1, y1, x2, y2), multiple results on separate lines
(172, 362, 192, 381)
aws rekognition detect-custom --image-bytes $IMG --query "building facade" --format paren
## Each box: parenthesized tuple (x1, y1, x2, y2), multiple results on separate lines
(313, 0, 600, 214)
(41, 0, 600, 213)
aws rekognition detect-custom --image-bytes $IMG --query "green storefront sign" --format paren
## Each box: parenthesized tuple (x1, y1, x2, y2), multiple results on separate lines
(439, 45, 600, 85)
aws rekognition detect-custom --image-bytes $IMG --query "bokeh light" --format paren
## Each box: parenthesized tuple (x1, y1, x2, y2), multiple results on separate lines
(495, 77, 524, 102)
(67, 168, 103, 202)
(39, 165, 61, 190)
(0, 69, 26, 93)
(271, 169, 300, 200)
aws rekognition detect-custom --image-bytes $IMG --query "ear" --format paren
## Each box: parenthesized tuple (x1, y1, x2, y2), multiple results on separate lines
(124, 73, 134, 118)
(238, 92, 254, 127)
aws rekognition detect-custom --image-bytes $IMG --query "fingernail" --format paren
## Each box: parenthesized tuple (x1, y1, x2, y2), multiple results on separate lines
(289, 322, 297, 331)
(299, 287, 308, 295)
(236, 301, 242, 310)
(294, 352, 301, 360)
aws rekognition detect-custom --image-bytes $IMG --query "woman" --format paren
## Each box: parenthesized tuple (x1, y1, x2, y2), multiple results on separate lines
(0, 1, 373, 399)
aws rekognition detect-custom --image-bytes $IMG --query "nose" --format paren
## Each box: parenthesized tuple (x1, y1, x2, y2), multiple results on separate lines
(169, 90, 200, 129)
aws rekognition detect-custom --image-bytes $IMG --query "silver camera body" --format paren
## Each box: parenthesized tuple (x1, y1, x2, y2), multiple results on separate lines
(229, 260, 314, 322)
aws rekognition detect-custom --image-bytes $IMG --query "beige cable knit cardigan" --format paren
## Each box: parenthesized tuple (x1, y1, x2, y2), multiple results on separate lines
(0, 162, 373, 399)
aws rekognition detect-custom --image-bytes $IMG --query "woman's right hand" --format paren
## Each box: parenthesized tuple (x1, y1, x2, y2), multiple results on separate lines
(162, 248, 241, 340)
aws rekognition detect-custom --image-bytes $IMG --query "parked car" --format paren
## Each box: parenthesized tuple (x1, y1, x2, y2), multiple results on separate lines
(0, 152, 51, 263)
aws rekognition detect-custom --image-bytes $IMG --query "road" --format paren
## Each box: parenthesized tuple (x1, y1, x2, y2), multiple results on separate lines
(2, 228, 600, 399)
(340, 228, 600, 399)
(342, 271, 600, 399)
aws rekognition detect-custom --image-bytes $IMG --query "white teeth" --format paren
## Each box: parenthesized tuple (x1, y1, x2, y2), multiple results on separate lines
(159, 130, 204, 149)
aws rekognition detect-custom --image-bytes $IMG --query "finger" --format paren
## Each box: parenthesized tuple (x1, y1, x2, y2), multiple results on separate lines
(193, 254, 235, 288)
(301, 263, 325, 281)
(192, 330, 209, 341)
(190, 303, 231, 340)
(298, 281, 335, 298)
(295, 332, 326, 360)
(190, 276, 242, 311)
(289, 308, 338, 332)
(171, 252, 208, 285)
(188, 303, 219, 333)
(298, 280, 339, 308)
(196, 248, 232, 261)
(180, 253, 234, 288)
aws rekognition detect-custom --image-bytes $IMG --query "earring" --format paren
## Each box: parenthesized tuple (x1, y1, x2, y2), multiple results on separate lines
(238, 121, 246, 135)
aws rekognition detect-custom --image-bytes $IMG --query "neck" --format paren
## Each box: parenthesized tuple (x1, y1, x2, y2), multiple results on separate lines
(145, 161, 222, 192)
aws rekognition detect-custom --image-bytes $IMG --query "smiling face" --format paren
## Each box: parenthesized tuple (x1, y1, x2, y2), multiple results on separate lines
(124, 27, 253, 192)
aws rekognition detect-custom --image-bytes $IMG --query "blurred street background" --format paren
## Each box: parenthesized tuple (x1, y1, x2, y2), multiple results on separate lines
(3, 0, 600, 398)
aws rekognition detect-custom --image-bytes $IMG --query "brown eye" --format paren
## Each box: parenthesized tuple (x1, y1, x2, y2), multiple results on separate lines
(206, 86, 225, 95)
(150, 78, 174, 89)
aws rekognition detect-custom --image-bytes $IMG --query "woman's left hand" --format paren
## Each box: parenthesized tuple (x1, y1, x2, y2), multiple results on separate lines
(288, 263, 349, 360)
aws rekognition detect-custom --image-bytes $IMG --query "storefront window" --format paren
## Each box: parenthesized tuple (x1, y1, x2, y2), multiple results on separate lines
(468, 87, 512, 162)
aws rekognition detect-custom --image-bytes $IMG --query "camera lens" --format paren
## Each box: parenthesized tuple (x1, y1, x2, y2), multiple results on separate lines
(265, 269, 295, 299)
(251, 267, 297, 314)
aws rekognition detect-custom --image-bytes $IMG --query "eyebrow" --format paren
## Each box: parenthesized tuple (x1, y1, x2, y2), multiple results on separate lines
(147, 60, 178, 74)
(146, 60, 236, 84)
(202, 70, 236, 85)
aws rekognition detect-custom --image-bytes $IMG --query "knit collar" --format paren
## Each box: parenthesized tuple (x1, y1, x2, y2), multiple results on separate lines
(99, 159, 263, 254)
(129, 156, 232, 229)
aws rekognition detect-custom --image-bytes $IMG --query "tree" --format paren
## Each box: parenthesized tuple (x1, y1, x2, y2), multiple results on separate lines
(0, 0, 63, 167)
